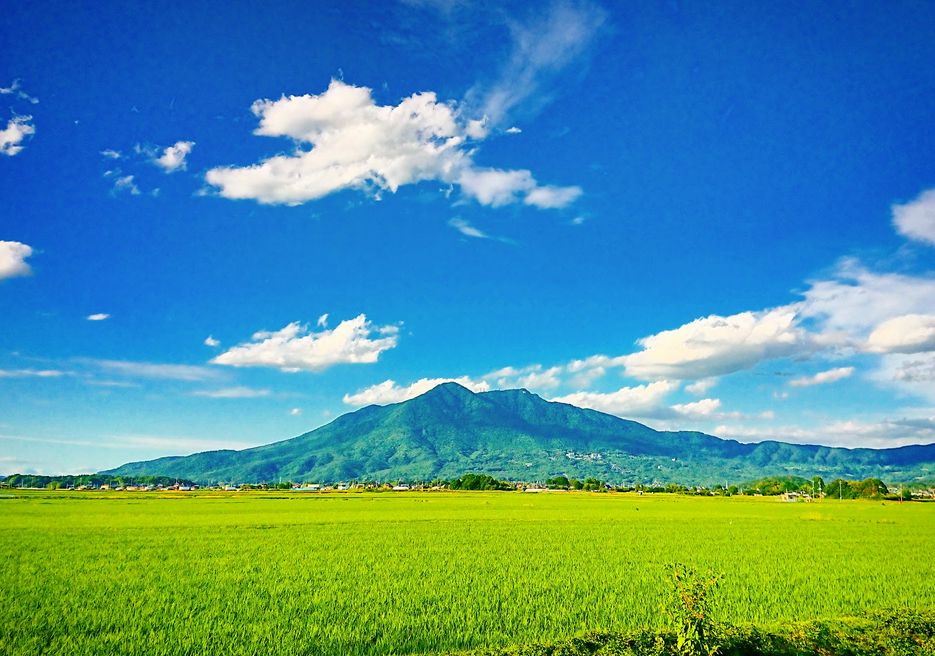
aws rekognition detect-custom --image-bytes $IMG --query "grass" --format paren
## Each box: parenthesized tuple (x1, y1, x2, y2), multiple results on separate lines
(1, 491, 933, 655)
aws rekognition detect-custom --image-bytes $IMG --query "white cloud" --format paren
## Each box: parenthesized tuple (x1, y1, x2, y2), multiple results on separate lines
(872, 352, 935, 403)
(789, 366, 855, 388)
(623, 306, 810, 381)
(192, 386, 271, 399)
(714, 417, 935, 449)
(466, 2, 606, 125)
(289, 407, 302, 416)
(0, 369, 66, 378)
(524, 184, 582, 209)
(316, 313, 329, 327)
(866, 314, 935, 354)
(86, 313, 110, 321)
(213, 314, 398, 372)
(893, 188, 935, 246)
(0, 80, 39, 105)
(100, 149, 123, 159)
(799, 259, 935, 339)
(551, 380, 678, 417)
(0, 115, 35, 156)
(77, 358, 221, 382)
(0, 79, 38, 104)
(457, 168, 533, 207)
(449, 217, 488, 239)
(484, 364, 563, 391)
(204, 335, 220, 347)
(671, 397, 721, 418)
(570, 216, 587, 226)
(112, 174, 140, 196)
(686, 378, 718, 395)
(154, 140, 195, 173)
(205, 79, 579, 210)
(343, 376, 490, 406)
(505, 126, 522, 134)
(0, 241, 34, 280)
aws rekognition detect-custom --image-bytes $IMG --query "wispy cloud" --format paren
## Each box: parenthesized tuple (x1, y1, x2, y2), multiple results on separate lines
(789, 366, 855, 388)
(449, 217, 489, 239)
(75, 358, 222, 382)
(0, 433, 258, 453)
(0, 368, 67, 378)
(464, 1, 607, 125)
(192, 386, 271, 399)
(86, 313, 110, 321)
(0, 79, 39, 105)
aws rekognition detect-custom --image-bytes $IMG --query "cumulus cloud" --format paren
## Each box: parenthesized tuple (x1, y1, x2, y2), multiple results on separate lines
(0, 115, 35, 156)
(213, 314, 398, 372)
(622, 307, 810, 381)
(799, 260, 935, 339)
(86, 313, 110, 321)
(893, 188, 935, 246)
(205, 79, 580, 209)
(789, 366, 854, 388)
(685, 378, 718, 395)
(551, 380, 678, 417)
(671, 397, 722, 418)
(866, 314, 935, 354)
(343, 376, 490, 406)
(484, 364, 563, 391)
(192, 386, 271, 399)
(153, 140, 195, 173)
(0, 241, 34, 281)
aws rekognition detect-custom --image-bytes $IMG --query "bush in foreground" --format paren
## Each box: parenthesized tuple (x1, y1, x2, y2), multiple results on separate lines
(459, 609, 935, 656)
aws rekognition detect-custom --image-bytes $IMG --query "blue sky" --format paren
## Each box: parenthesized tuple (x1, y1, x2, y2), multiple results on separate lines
(3, 0, 935, 474)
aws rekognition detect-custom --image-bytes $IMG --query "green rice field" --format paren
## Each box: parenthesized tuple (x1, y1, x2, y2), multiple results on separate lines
(1, 491, 933, 655)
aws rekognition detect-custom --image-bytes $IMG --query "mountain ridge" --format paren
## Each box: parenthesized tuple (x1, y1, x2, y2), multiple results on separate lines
(103, 382, 935, 485)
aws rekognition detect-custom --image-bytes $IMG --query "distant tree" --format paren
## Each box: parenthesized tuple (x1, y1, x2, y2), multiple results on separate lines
(570, 479, 583, 490)
(546, 475, 570, 489)
(582, 477, 604, 491)
(449, 473, 513, 491)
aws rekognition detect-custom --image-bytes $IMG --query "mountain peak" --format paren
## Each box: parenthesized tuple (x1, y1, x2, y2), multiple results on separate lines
(421, 381, 477, 397)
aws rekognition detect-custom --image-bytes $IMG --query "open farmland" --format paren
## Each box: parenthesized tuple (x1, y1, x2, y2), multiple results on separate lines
(1, 491, 933, 656)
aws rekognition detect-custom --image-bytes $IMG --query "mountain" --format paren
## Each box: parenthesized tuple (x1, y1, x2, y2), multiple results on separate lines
(103, 383, 935, 485)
